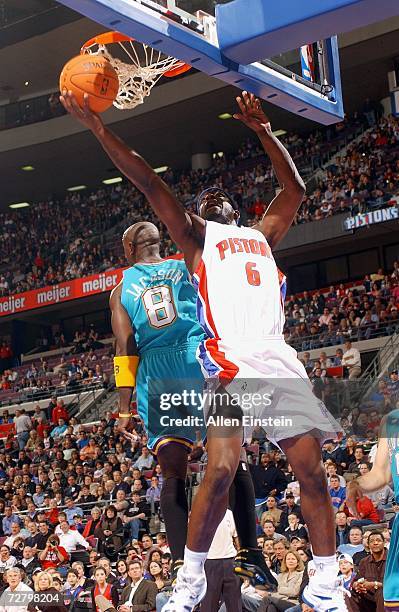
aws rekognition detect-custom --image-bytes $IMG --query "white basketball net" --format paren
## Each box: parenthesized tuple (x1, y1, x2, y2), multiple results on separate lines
(82, 38, 187, 110)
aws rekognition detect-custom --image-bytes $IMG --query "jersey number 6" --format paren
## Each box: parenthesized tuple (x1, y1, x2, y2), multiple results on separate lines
(245, 262, 261, 286)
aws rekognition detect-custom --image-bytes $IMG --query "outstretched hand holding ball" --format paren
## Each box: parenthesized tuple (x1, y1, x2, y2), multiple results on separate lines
(59, 54, 119, 113)
(60, 89, 104, 133)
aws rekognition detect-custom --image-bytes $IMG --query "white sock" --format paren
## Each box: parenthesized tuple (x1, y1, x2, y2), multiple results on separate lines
(183, 547, 207, 574)
(312, 555, 339, 579)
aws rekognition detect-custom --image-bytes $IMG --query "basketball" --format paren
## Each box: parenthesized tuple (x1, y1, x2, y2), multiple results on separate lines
(59, 54, 119, 113)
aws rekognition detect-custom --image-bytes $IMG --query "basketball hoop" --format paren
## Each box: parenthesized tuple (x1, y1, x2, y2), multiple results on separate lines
(81, 31, 191, 110)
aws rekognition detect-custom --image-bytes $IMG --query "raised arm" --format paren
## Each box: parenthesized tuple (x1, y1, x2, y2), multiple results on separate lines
(60, 92, 199, 251)
(234, 92, 305, 249)
(110, 282, 138, 432)
(346, 417, 392, 516)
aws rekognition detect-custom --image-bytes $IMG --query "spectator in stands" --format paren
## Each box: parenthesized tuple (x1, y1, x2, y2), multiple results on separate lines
(77, 485, 97, 508)
(325, 461, 346, 487)
(322, 440, 345, 464)
(58, 519, 90, 554)
(123, 491, 150, 541)
(33, 484, 45, 507)
(117, 559, 157, 612)
(28, 571, 64, 612)
(133, 446, 154, 471)
(338, 553, 355, 591)
(283, 514, 308, 542)
(259, 550, 304, 611)
(63, 568, 85, 607)
(261, 496, 283, 529)
(0, 544, 17, 572)
(278, 493, 304, 532)
(65, 500, 84, 525)
(345, 481, 381, 526)
(329, 475, 347, 510)
(38, 534, 69, 570)
(0, 409, 13, 424)
(262, 520, 286, 543)
(146, 476, 161, 505)
(14, 409, 32, 450)
(338, 526, 365, 557)
(83, 507, 103, 540)
(348, 531, 386, 612)
(0, 567, 33, 612)
(271, 539, 289, 574)
(348, 446, 369, 473)
(335, 511, 351, 547)
(91, 565, 120, 611)
(3, 505, 21, 534)
(51, 399, 69, 424)
(95, 506, 124, 556)
(250, 453, 287, 518)
(50, 418, 67, 439)
(342, 340, 361, 379)
(4, 522, 24, 549)
(19, 545, 40, 578)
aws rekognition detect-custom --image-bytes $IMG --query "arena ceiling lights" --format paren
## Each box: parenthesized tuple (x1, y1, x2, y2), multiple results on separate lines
(9, 202, 30, 209)
(102, 177, 123, 185)
(67, 185, 87, 191)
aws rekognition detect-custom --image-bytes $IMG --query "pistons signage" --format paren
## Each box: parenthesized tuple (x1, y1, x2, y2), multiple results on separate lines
(343, 205, 398, 231)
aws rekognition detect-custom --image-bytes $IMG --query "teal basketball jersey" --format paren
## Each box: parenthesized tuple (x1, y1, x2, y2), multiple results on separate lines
(387, 408, 399, 502)
(120, 259, 204, 352)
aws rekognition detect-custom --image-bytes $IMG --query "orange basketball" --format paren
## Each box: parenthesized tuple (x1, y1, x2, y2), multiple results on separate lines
(59, 54, 119, 113)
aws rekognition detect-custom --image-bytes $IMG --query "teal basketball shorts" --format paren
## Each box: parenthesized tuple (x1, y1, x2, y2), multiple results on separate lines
(136, 341, 206, 454)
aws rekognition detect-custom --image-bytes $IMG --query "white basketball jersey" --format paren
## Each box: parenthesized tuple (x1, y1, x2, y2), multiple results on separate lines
(192, 221, 286, 343)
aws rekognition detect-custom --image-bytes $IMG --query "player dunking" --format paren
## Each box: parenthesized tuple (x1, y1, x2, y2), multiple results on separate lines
(61, 90, 343, 611)
(107, 220, 276, 589)
(347, 410, 399, 611)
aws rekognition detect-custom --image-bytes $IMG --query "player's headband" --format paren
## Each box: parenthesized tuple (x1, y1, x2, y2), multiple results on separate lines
(196, 187, 237, 213)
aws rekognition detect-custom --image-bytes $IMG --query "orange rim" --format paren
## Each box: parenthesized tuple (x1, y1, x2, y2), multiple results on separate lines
(81, 30, 191, 77)
(164, 63, 191, 77)
(81, 31, 134, 53)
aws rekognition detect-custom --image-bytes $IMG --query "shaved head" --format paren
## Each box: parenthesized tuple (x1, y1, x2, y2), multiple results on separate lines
(122, 222, 160, 264)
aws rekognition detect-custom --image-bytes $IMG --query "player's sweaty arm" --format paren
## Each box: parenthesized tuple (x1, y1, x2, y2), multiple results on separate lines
(346, 417, 392, 517)
(234, 91, 305, 249)
(60, 91, 198, 254)
(110, 282, 139, 432)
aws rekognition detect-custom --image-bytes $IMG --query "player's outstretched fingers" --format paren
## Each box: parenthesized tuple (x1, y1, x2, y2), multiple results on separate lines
(236, 95, 246, 116)
(242, 90, 251, 108)
(68, 91, 86, 119)
(83, 93, 92, 113)
(59, 94, 67, 110)
(68, 91, 81, 110)
(59, 89, 71, 112)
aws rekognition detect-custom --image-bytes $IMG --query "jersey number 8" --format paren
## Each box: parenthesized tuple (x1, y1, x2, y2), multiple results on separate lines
(142, 285, 177, 328)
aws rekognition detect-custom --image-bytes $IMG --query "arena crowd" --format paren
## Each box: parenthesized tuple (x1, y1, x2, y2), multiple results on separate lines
(0, 101, 397, 611)
(0, 111, 397, 299)
(0, 378, 397, 611)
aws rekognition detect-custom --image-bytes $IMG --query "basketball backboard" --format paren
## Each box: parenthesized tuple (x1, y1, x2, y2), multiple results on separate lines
(57, 0, 398, 124)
